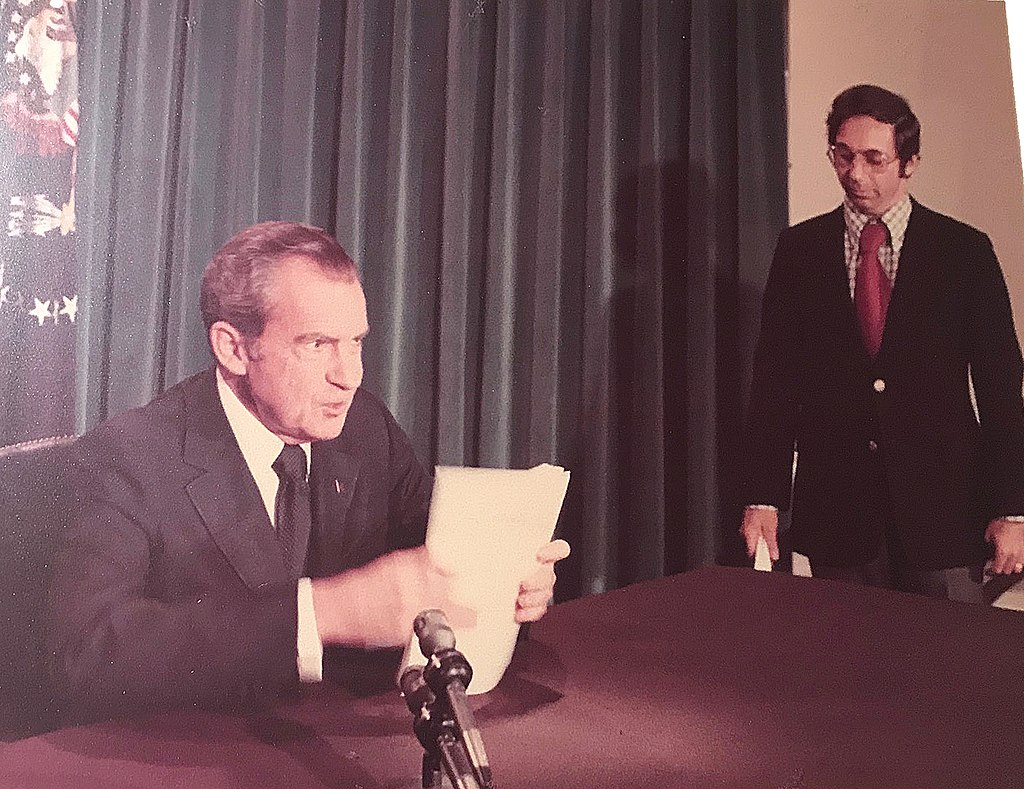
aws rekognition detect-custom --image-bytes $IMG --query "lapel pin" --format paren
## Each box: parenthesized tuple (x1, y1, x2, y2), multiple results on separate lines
(335, 479, 344, 494)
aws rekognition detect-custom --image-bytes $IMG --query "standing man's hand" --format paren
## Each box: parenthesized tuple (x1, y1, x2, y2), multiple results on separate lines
(985, 518, 1024, 574)
(740, 507, 780, 562)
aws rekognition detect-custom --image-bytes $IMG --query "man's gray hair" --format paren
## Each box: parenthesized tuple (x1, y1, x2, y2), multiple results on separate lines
(200, 221, 359, 339)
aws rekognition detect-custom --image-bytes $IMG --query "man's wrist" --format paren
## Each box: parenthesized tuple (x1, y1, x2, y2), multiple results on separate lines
(310, 573, 356, 645)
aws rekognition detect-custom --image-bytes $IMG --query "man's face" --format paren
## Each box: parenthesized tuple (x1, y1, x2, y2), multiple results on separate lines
(240, 257, 367, 444)
(832, 114, 916, 217)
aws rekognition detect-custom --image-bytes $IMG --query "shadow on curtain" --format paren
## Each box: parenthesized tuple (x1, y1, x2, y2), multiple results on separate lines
(74, 0, 787, 601)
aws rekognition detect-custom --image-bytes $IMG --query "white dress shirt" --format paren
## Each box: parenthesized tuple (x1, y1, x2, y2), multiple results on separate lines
(216, 369, 324, 682)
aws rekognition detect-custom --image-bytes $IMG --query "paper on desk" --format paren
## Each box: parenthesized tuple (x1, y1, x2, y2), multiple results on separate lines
(399, 463, 570, 695)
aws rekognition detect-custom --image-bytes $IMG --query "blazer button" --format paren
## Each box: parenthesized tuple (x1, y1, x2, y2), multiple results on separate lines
(868, 440, 879, 451)
(873, 378, 885, 393)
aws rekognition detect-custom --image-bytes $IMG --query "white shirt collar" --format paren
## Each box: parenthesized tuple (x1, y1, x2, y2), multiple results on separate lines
(216, 368, 310, 520)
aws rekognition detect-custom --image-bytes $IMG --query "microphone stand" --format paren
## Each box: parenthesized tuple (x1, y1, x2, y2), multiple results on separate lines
(422, 721, 481, 789)
(401, 665, 483, 789)
(422, 649, 494, 789)
(402, 609, 497, 789)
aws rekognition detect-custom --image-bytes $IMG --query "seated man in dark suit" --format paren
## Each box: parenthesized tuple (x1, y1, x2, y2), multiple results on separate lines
(47, 221, 569, 721)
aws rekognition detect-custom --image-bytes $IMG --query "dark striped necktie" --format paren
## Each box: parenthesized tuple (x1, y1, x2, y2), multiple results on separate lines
(272, 444, 312, 580)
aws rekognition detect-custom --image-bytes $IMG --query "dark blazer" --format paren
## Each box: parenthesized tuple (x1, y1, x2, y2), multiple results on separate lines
(47, 369, 431, 720)
(741, 201, 1024, 569)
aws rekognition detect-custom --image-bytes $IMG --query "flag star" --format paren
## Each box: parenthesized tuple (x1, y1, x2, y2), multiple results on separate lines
(11, 12, 22, 23)
(0, 285, 10, 305)
(4, 52, 14, 64)
(59, 294, 77, 323)
(18, 72, 30, 85)
(28, 298, 51, 326)
(7, 31, 16, 43)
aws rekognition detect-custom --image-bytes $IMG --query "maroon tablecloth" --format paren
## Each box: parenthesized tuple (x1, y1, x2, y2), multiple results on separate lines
(2, 566, 1022, 788)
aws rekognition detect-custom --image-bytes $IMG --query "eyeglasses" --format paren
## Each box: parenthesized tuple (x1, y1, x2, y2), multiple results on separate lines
(827, 144, 899, 172)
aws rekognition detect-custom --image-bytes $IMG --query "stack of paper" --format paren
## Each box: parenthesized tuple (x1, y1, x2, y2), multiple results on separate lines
(400, 463, 570, 694)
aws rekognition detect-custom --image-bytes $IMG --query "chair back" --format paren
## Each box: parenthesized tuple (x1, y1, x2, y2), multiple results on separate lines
(0, 435, 78, 740)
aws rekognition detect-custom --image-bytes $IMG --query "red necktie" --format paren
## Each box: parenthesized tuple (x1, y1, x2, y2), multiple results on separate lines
(855, 221, 890, 358)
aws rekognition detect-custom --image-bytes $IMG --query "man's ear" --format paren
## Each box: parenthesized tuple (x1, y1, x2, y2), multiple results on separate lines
(900, 154, 919, 179)
(209, 321, 251, 376)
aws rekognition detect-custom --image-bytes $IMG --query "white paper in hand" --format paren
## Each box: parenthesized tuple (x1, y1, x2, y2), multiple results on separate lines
(399, 463, 570, 694)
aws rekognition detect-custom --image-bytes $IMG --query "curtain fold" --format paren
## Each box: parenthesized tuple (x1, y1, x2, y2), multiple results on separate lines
(71, 0, 787, 601)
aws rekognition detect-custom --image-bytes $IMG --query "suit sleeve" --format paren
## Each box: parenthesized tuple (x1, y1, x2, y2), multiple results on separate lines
(382, 404, 432, 550)
(47, 444, 300, 722)
(962, 232, 1024, 517)
(740, 230, 802, 510)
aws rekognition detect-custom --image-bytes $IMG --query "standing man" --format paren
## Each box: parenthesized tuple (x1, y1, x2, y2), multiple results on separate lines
(48, 222, 569, 720)
(740, 84, 1024, 600)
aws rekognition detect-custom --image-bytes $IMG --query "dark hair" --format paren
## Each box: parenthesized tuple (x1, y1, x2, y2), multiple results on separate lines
(826, 84, 920, 173)
(200, 221, 358, 338)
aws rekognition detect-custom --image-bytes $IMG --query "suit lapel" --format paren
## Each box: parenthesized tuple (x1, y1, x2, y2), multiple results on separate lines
(308, 440, 360, 570)
(877, 200, 933, 362)
(815, 208, 867, 358)
(181, 370, 291, 591)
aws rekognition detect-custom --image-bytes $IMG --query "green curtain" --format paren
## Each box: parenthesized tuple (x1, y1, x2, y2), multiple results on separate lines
(73, 0, 787, 601)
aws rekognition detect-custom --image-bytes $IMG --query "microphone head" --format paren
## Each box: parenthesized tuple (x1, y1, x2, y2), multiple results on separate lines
(413, 608, 457, 657)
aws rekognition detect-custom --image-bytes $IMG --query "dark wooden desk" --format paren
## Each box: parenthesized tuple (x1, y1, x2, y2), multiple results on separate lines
(2, 567, 1022, 788)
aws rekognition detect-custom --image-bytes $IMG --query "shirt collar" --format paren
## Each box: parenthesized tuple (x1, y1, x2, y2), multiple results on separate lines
(216, 367, 310, 475)
(843, 194, 913, 252)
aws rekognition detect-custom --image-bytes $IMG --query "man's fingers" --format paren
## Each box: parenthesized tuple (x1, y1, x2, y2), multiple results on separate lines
(536, 539, 571, 564)
(993, 554, 1024, 574)
(515, 603, 549, 623)
(444, 601, 478, 631)
(516, 587, 551, 609)
(741, 527, 759, 558)
(765, 532, 780, 562)
(519, 564, 557, 593)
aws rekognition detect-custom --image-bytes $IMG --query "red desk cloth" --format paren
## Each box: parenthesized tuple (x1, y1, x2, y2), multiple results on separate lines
(2, 567, 1022, 788)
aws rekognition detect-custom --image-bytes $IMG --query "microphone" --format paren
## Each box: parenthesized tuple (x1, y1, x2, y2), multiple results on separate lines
(412, 608, 457, 656)
(400, 665, 437, 751)
(400, 665, 434, 712)
(400, 664, 480, 789)
(413, 610, 493, 789)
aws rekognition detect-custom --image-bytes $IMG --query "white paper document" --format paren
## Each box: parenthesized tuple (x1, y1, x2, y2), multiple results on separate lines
(399, 463, 570, 694)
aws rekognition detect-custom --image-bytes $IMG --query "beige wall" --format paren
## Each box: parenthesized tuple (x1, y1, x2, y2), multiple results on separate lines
(788, 0, 1024, 343)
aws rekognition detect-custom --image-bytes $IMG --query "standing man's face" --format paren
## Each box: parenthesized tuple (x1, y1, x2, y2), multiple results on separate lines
(831, 114, 917, 217)
(223, 257, 368, 444)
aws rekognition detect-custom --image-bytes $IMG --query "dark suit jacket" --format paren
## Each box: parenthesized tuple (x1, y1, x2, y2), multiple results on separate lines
(741, 201, 1024, 569)
(47, 369, 431, 720)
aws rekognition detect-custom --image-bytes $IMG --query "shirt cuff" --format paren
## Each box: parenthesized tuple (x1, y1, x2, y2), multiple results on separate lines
(745, 504, 779, 512)
(296, 577, 324, 683)
(998, 515, 1024, 523)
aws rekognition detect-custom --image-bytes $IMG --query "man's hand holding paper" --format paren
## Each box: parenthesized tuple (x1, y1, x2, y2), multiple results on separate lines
(515, 539, 571, 622)
(400, 464, 572, 693)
